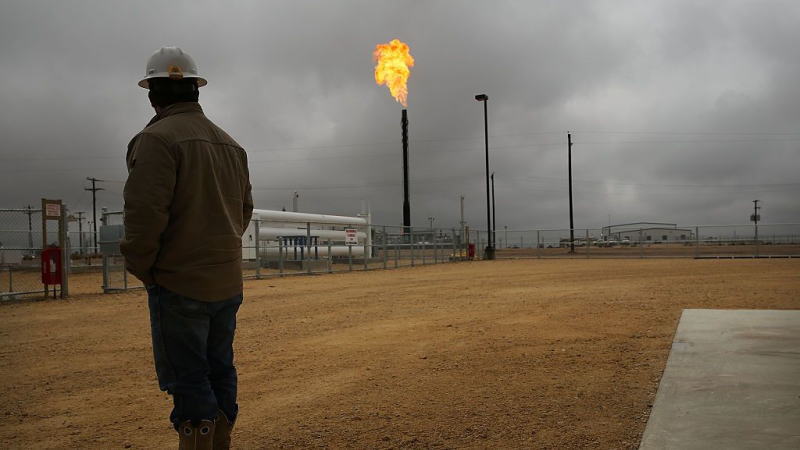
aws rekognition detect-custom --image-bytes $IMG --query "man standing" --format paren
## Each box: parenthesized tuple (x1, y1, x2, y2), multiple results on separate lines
(122, 47, 253, 449)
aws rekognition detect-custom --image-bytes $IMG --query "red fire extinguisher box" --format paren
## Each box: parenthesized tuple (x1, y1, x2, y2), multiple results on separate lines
(41, 247, 63, 285)
(468, 243, 476, 259)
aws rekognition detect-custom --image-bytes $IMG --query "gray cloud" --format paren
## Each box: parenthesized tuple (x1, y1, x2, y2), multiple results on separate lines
(1, 0, 798, 230)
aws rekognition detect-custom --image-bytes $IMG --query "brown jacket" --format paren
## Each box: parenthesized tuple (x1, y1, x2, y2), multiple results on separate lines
(121, 102, 253, 301)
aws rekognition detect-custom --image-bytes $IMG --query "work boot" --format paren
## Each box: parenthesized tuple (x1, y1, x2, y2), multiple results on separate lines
(177, 419, 215, 450)
(213, 410, 234, 450)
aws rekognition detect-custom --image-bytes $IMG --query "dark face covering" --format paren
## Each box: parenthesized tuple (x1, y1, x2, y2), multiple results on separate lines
(147, 78, 199, 109)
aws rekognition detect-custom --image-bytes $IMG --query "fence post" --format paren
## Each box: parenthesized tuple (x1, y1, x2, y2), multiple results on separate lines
(452, 228, 457, 261)
(363, 226, 368, 271)
(327, 240, 332, 273)
(410, 227, 415, 267)
(537, 230, 542, 259)
(586, 229, 590, 258)
(59, 206, 69, 298)
(278, 237, 284, 277)
(102, 255, 109, 293)
(306, 222, 312, 274)
(695, 226, 700, 258)
(433, 229, 438, 264)
(348, 241, 353, 271)
(254, 219, 261, 279)
(383, 225, 388, 269)
(123, 259, 128, 290)
(463, 228, 468, 258)
(433, 231, 437, 263)
(755, 227, 760, 258)
(395, 233, 399, 268)
(639, 229, 644, 258)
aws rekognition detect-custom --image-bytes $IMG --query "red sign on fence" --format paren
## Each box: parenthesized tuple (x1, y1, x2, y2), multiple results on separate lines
(345, 228, 358, 246)
(43, 200, 61, 219)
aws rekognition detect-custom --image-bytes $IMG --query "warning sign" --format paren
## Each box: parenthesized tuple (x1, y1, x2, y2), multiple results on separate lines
(344, 228, 358, 246)
(44, 200, 61, 219)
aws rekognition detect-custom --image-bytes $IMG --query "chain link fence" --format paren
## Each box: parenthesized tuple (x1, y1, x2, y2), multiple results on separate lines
(242, 221, 467, 278)
(4, 205, 798, 299)
(485, 223, 800, 259)
(100, 216, 471, 293)
(0, 208, 48, 299)
(99, 211, 142, 292)
(93, 220, 800, 295)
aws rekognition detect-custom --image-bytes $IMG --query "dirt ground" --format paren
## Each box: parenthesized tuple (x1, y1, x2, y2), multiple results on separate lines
(1, 259, 798, 449)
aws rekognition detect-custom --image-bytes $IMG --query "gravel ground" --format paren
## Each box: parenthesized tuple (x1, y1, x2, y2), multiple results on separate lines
(1, 259, 798, 449)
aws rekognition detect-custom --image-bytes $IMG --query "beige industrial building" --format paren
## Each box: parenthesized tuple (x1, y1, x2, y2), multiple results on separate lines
(601, 222, 694, 243)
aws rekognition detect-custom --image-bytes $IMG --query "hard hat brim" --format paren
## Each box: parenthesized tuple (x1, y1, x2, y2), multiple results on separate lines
(138, 74, 208, 89)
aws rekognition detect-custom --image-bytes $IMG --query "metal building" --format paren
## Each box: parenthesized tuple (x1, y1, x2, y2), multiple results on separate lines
(601, 222, 694, 244)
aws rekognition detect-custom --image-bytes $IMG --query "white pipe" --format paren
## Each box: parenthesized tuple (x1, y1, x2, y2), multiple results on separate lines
(253, 209, 367, 226)
(255, 227, 366, 241)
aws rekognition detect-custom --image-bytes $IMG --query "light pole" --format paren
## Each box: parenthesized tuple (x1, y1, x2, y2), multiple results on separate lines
(475, 93, 494, 260)
(491, 172, 496, 251)
(567, 133, 575, 254)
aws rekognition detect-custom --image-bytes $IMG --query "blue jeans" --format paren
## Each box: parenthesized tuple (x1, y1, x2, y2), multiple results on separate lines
(147, 284, 242, 427)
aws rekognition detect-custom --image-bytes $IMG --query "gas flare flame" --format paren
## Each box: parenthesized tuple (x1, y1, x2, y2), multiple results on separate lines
(373, 39, 414, 107)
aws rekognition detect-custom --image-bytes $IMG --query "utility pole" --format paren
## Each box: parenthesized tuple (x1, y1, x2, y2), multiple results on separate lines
(85, 177, 104, 253)
(24, 204, 35, 255)
(568, 133, 575, 254)
(504, 225, 508, 249)
(751, 200, 761, 243)
(428, 216, 435, 230)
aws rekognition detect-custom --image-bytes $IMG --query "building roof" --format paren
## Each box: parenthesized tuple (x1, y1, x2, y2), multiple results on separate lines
(612, 227, 694, 233)
(602, 222, 693, 234)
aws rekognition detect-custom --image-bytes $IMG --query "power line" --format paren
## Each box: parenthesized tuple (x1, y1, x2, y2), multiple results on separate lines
(574, 138, 800, 145)
(520, 175, 800, 189)
(245, 169, 800, 192)
(12, 132, 797, 172)
(571, 130, 800, 136)
(4, 129, 800, 163)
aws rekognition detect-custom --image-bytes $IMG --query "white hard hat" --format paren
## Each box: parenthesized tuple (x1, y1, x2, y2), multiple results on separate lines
(138, 46, 207, 89)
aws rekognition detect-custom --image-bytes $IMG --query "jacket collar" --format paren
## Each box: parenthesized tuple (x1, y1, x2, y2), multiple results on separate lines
(129, 103, 205, 167)
(159, 102, 203, 118)
(146, 102, 203, 127)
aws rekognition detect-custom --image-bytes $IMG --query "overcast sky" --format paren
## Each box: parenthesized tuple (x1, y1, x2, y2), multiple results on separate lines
(1, 0, 798, 230)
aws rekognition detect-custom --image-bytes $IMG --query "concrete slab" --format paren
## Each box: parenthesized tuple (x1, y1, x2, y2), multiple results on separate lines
(640, 309, 800, 450)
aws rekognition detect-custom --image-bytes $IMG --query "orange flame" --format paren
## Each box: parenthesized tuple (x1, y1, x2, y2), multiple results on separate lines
(373, 39, 414, 107)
